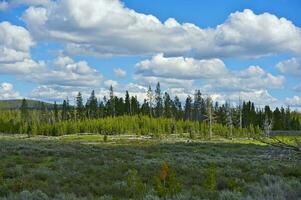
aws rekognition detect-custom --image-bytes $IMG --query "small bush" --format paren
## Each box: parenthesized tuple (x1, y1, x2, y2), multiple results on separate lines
(0, 190, 48, 200)
(203, 164, 217, 191)
(126, 169, 146, 198)
(245, 174, 301, 200)
(217, 176, 241, 191)
(103, 135, 108, 142)
(154, 161, 182, 198)
(219, 190, 242, 200)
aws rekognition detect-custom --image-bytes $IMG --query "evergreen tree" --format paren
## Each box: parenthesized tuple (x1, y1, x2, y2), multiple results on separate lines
(184, 96, 193, 120)
(98, 100, 105, 118)
(66, 97, 71, 120)
(62, 99, 68, 120)
(125, 91, 131, 115)
(242, 101, 256, 127)
(40, 102, 48, 123)
(193, 90, 203, 121)
(2, 81, 301, 137)
(172, 96, 182, 120)
(54, 101, 59, 122)
(146, 86, 153, 117)
(76, 92, 85, 120)
(20, 98, 29, 123)
(256, 109, 264, 129)
(264, 105, 273, 127)
(108, 85, 116, 117)
(131, 96, 140, 115)
(285, 107, 291, 130)
(154, 82, 163, 117)
(216, 104, 227, 125)
(163, 92, 173, 118)
(273, 107, 282, 130)
(115, 97, 125, 116)
(86, 90, 98, 118)
(141, 99, 150, 116)
(280, 107, 285, 130)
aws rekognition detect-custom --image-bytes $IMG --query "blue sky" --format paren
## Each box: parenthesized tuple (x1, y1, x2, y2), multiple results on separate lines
(0, 0, 301, 108)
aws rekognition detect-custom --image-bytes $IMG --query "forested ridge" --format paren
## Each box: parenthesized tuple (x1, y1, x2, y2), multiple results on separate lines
(0, 99, 54, 110)
(0, 82, 300, 136)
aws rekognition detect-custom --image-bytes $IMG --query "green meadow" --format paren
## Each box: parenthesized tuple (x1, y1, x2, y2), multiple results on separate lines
(0, 134, 300, 200)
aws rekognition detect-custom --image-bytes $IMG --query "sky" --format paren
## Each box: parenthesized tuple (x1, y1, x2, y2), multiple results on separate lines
(0, 0, 301, 109)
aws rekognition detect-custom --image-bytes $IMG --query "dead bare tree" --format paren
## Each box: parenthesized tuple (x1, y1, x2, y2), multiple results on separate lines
(256, 135, 301, 154)
(253, 132, 301, 162)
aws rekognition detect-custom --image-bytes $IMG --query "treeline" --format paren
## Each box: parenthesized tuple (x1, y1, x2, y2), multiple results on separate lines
(58, 83, 300, 130)
(0, 82, 300, 136)
(0, 114, 261, 138)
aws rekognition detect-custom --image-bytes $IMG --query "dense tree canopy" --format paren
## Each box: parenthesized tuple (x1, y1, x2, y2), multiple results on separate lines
(0, 82, 300, 136)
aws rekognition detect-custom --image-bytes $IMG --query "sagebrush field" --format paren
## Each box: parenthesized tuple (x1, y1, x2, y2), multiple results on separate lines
(0, 134, 300, 200)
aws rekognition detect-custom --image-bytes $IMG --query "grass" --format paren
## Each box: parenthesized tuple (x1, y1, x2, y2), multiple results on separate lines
(0, 134, 300, 199)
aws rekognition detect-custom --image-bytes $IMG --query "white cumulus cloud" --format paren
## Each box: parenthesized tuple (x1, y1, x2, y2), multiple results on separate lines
(135, 55, 284, 93)
(286, 96, 301, 107)
(0, 21, 34, 63)
(0, 21, 46, 76)
(0, 1, 8, 10)
(0, 0, 51, 10)
(136, 53, 227, 79)
(20, 0, 301, 58)
(0, 82, 21, 99)
(114, 68, 127, 78)
(276, 57, 301, 76)
(209, 65, 285, 92)
(293, 84, 301, 92)
(28, 56, 104, 87)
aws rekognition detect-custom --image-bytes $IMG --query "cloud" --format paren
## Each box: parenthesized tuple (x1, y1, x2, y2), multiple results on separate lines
(28, 77, 280, 107)
(0, 0, 50, 10)
(211, 9, 301, 58)
(293, 84, 301, 92)
(0, 21, 34, 63)
(104, 80, 118, 88)
(124, 83, 278, 107)
(0, 23, 107, 90)
(133, 74, 194, 90)
(205, 90, 278, 107)
(132, 54, 283, 106)
(21, 0, 301, 58)
(30, 85, 88, 102)
(27, 56, 104, 87)
(136, 53, 227, 79)
(0, 1, 8, 10)
(276, 57, 301, 76)
(0, 1, 294, 107)
(231, 90, 278, 106)
(0, 59, 46, 74)
(114, 68, 127, 78)
(29, 83, 146, 103)
(21, 0, 195, 56)
(207, 65, 285, 92)
(135, 55, 284, 92)
(286, 96, 301, 107)
(0, 82, 21, 99)
(0, 21, 46, 76)
(0, 22, 105, 91)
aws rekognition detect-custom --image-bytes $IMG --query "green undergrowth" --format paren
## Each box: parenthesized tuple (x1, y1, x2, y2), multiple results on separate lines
(0, 135, 300, 199)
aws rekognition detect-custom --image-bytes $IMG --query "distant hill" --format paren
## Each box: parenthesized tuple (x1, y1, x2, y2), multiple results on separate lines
(0, 99, 55, 110)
